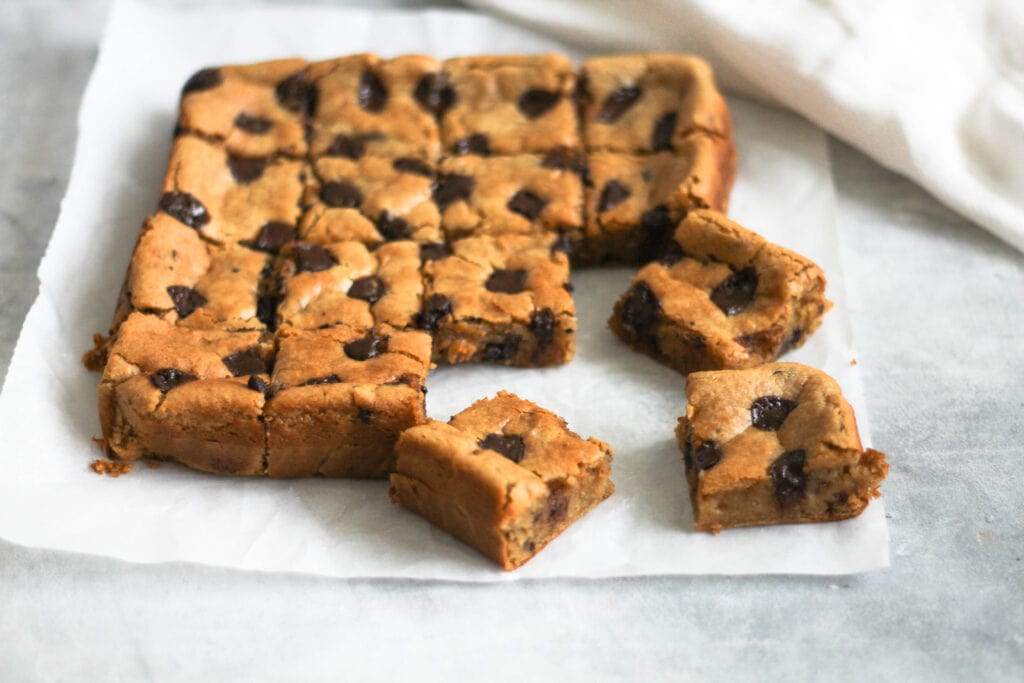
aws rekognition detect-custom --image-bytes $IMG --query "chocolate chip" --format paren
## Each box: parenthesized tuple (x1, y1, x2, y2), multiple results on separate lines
(275, 72, 316, 116)
(416, 294, 451, 331)
(485, 269, 527, 294)
(246, 375, 269, 394)
(344, 332, 388, 361)
(166, 285, 207, 318)
(651, 111, 677, 151)
(376, 212, 412, 241)
(320, 180, 362, 208)
(357, 408, 373, 424)
(182, 68, 221, 94)
(301, 374, 342, 386)
(545, 486, 570, 523)
(550, 232, 573, 256)
(358, 70, 388, 112)
(222, 349, 267, 376)
(419, 242, 449, 262)
(348, 275, 385, 304)
(483, 336, 520, 362)
(392, 157, 433, 178)
(638, 204, 676, 263)
(227, 156, 267, 183)
(252, 222, 295, 253)
(149, 368, 197, 393)
(293, 244, 336, 273)
(159, 192, 209, 229)
(234, 113, 273, 134)
(769, 449, 808, 508)
(432, 173, 474, 211)
(413, 73, 453, 114)
(693, 440, 723, 471)
(710, 266, 758, 316)
(453, 134, 490, 156)
(506, 189, 547, 221)
(750, 395, 798, 431)
(529, 308, 556, 349)
(517, 89, 561, 118)
(780, 328, 804, 354)
(257, 294, 279, 331)
(541, 148, 586, 175)
(325, 134, 365, 159)
(478, 433, 525, 463)
(598, 86, 642, 122)
(620, 281, 660, 336)
(598, 180, 631, 213)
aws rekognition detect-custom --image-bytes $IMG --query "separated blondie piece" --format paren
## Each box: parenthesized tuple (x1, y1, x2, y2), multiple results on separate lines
(419, 234, 576, 366)
(579, 53, 732, 153)
(300, 155, 441, 246)
(676, 363, 888, 532)
(390, 391, 614, 570)
(609, 210, 830, 375)
(265, 325, 431, 478)
(308, 54, 442, 160)
(99, 313, 273, 475)
(439, 54, 580, 155)
(176, 58, 312, 158)
(159, 134, 304, 245)
(583, 137, 736, 263)
(435, 153, 584, 247)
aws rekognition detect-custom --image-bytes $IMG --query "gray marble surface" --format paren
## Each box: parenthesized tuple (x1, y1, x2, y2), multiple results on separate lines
(1, 1, 1022, 680)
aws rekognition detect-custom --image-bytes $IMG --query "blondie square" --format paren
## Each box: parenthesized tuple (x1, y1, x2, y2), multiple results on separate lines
(676, 363, 888, 532)
(609, 210, 830, 375)
(390, 391, 614, 570)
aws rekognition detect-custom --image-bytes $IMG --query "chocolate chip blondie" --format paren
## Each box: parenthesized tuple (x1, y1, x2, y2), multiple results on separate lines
(390, 392, 614, 570)
(676, 363, 888, 532)
(609, 209, 830, 375)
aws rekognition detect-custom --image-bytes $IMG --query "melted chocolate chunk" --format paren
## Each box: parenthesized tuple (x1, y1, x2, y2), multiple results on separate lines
(246, 375, 269, 394)
(301, 374, 342, 386)
(769, 449, 808, 508)
(222, 349, 267, 376)
(651, 111, 677, 151)
(711, 266, 758, 316)
(517, 89, 561, 118)
(257, 294, 279, 331)
(358, 70, 388, 112)
(252, 222, 295, 253)
(344, 332, 388, 361)
(750, 395, 798, 431)
(419, 242, 449, 262)
(325, 134, 365, 160)
(320, 180, 363, 208)
(432, 173, 474, 211)
(149, 368, 197, 393)
(414, 73, 453, 114)
(482, 336, 520, 362)
(620, 281, 660, 337)
(348, 275, 385, 304)
(275, 72, 316, 116)
(293, 244, 336, 273)
(416, 293, 451, 331)
(598, 179, 631, 213)
(541, 148, 586, 175)
(358, 408, 373, 424)
(529, 308, 556, 349)
(392, 157, 433, 178)
(506, 189, 547, 221)
(598, 86, 642, 123)
(376, 212, 412, 241)
(478, 433, 525, 463)
(453, 134, 490, 156)
(638, 204, 676, 263)
(545, 486, 570, 523)
(227, 156, 267, 183)
(780, 327, 804, 355)
(234, 113, 273, 134)
(182, 68, 222, 94)
(485, 269, 527, 294)
(658, 240, 686, 267)
(159, 192, 209, 229)
(166, 285, 207, 319)
(693, 440, 723, 471)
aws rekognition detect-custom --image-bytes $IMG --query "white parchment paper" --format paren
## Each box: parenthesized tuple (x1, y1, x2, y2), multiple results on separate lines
(0, 0, 888, 579)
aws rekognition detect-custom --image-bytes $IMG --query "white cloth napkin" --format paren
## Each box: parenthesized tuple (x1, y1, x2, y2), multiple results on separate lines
(465, 0, 1024, 253)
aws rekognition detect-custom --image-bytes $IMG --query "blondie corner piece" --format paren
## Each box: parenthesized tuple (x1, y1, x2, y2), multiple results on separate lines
(390, 391, 614, 570)
(609, 209, 830, 375)
(675, 363, 888, 532)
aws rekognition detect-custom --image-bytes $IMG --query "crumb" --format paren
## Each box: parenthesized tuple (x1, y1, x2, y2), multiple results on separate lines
(849, 358, 857, 366)
(91, 459, 133, 477)
(146, 460, 162, 469)
(82, 332, 110, 371)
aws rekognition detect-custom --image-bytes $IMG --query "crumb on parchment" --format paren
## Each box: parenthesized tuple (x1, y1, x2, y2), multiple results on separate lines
(90, 459, 133, 477)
